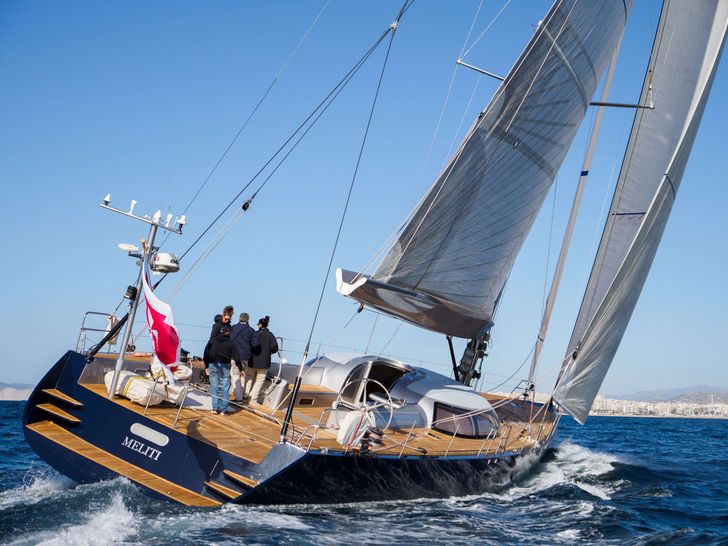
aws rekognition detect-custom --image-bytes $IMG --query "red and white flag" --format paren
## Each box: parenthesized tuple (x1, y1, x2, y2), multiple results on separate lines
(142, 256, 180, 384)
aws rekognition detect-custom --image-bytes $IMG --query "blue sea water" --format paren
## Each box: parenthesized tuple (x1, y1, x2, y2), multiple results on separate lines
(1, 401, 727, 545)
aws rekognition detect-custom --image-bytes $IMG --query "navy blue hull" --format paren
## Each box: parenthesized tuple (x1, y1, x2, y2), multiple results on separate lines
(242, 449, 529, 505)
(23, 351, 552, 506)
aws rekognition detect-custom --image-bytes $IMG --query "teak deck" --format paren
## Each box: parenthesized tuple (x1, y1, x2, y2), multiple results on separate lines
(81, 381, 555, 464)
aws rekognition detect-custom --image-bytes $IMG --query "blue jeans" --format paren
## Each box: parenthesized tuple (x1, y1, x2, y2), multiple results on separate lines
(208, 362, 231, 413)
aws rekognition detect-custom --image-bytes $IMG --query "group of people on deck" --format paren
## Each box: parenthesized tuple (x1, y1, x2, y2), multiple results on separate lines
(203, 305, 278, 415)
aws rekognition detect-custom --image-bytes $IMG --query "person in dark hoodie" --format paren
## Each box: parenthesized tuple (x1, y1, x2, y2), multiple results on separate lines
(247, 315, 278, 405)
(231, 312, 256, 402)
(206, 306, 240, 415)
(202, 314, 223, 374)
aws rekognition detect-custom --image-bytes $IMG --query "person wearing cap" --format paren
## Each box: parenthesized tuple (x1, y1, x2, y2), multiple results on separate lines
(247, 315, 278, 405)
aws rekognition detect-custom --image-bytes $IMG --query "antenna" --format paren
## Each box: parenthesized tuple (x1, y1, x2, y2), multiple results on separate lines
(101, 194, 187, 401)
(99, 195, 187, 235)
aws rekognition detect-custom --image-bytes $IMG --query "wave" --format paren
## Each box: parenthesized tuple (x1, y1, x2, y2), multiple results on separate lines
(0, 468, 75, 511)
(501, 440, 622, 501)
(7, 491, 138, 546)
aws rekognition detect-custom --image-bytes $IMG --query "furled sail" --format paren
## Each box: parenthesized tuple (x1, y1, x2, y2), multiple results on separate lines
(554, 0, 728, 424)
(338, 0, 631, 339)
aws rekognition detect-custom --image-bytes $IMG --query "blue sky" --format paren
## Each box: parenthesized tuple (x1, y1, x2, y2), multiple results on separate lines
(1, 0, 726, 398)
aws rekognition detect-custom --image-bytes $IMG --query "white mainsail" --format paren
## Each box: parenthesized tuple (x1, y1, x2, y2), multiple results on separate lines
(338, 0, 631, 339)
(554, 0, 728, 424)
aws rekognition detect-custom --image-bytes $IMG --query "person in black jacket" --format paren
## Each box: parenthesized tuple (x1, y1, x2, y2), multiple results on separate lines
(206, 306, 240, 415)
(247, 316, 278, 405)
(230, 312, 255, 402)
(202, 314, 223, 374)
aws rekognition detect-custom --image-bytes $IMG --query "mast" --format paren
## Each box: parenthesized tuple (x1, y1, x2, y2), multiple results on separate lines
(527, 38, 624, 388)
(554, 0, 728, 423)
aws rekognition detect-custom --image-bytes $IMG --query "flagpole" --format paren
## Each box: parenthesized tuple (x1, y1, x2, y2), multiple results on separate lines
(107, 223, 158, 399)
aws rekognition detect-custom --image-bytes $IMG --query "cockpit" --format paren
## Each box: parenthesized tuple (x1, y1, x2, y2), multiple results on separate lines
(339, 359, 413, 404)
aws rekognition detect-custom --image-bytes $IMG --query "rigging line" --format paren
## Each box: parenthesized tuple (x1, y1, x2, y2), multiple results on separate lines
(280, 3, 411, 441)
(484, 342, 535, 393)
(167, 210, 245, 299)
(461, 0, 513, 59)
(300, 22, 400, 363)
(175, 27, 393, 266)
(540, 175, 559, 320)
(535, 354, 570, 389)
(246, 49, 373, 202)
(365, 313, 379, 353)
(131, 208, 247, 343)
(379, 322, 402, 354)
(157, 0, 332, 251)
(274, 0, 333, 80)
(504, 0, 574, 133)
(161, 27, 395, 305)
(327, 311, 361, 349)
(415, 0, 484, 195)
(443, 77, 481, 168)
(375, 2, 567, 286)
(147, 26, 393, 301)
(569, 112, 629, 328)
(345, 0, 487, 284)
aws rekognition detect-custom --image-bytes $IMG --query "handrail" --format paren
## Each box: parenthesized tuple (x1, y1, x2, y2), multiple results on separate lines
(173, 384, 190, 428)
(76, 311, 119, 352)
(88, 313, 129, 358)
(477, 428, 497, 456)
(299, 407, 337, 450)
(398, 421, 417, 457)
(444, 422, 461, 457)
(496, 425, 512, 454)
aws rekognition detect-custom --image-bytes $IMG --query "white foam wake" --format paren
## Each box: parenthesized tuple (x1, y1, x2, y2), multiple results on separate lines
(0, 470, 75, 510)
(9, 491, 138, 546)
(509, 440, 621, 500)
(143, 502, 313, 536)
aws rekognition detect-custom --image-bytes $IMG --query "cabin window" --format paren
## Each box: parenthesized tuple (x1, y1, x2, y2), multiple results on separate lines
(340, 364, 369, 403)
(432, 403, 496, 439)
(340, 361, 409, 404)
(364, 362, 408, 399)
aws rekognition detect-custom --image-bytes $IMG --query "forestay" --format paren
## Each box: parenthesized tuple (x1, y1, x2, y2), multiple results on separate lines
(554, 0, 728, 424)
(338, 0, 630, 339)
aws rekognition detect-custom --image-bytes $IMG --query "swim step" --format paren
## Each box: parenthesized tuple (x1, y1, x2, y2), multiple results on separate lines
(223, 469, 259, 490)
(42, 389, 83, 407)
(204, 480, 242, 500)
(25, 421, 220, 507)
(36, 403, 81, 424)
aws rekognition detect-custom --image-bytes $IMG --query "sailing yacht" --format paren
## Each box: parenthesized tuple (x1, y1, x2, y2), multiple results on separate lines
(22, 0, 728, 506)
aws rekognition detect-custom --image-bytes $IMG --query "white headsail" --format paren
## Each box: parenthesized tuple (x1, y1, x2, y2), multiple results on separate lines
(554, 0, 728, 424)
(338, 0, 631, 339)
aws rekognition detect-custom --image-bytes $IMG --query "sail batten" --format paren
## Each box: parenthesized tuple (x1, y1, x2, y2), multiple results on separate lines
(339, 0, 631, 338)
(554, 0, 728, 423)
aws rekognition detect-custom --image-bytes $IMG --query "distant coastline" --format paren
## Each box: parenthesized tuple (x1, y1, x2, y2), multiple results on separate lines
(590, 413, 728, 421)
(0, 384, 33, 401)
